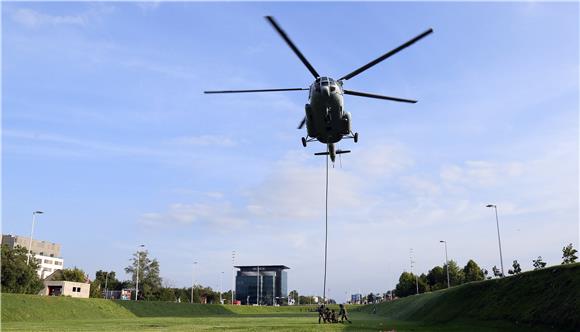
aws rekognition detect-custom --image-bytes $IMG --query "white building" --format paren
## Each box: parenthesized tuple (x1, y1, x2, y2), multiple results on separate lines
(40, 270, 90, 298)
(2, 234, 64, 279)
(34, 255, 65, 279)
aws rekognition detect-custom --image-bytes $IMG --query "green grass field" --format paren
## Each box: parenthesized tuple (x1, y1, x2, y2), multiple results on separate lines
(2, 263, 578, 331)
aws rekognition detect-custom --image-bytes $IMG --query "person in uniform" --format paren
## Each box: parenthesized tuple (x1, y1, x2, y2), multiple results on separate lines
(339, 304, 352, 323)
(324, 307, 332, 323)
(317, 304, 325, 324)
(331, 309, 339, 323)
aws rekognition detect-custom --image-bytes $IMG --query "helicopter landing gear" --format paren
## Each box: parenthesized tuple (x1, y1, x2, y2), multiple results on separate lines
(354, 132, 359, 143)
(301, 137, 307, 147)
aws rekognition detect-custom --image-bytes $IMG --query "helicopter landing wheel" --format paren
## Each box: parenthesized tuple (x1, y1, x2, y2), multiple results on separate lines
(301, 137, 307, 147)
(354, 132, 359, 143)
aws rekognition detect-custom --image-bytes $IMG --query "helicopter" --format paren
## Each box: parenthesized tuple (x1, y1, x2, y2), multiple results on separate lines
(205, 16, 433, 162)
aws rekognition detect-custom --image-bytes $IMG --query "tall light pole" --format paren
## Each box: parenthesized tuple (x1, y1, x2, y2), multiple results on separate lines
(191, 261, 197, 304)
(439, 240, 450, 288)
(486, 204, 505, 277)
(104, 271, 109, 299)
(219, 271, 224, 304)
(410, 248, 418, 294)
(26, 211, 44, 265)
(135, 244, 145, 301)
(232, 251, 236, 305)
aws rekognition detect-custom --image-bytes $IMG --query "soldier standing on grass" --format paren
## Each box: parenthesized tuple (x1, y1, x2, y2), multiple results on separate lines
(317, 304, 325, 324)
(339, 304, 352, 323)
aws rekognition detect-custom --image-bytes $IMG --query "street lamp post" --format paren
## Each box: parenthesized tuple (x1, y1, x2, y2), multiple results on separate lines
(439, 240, 450, 288)
(486, 204, 505, 277)
(232, 251, 236, 305)
(104, 272, 109, 299)
(135, 244, 145, 301)
(191, 261, 197, 303)
(219, 271, 224, 304)
(26, 211, 44, 265)
(410, 248, 418, 294)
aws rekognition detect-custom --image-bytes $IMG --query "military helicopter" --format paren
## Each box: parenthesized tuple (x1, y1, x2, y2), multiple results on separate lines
(205, 16, 432, 162)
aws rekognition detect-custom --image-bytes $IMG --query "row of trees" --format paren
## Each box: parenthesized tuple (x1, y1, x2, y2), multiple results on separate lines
(1, 245, 44, 294)
(1, 244, 93, 294)
(88, 249, 228, 303)
(395, 259, 485, 297)
(1, 245, 228, 303)
(393, 243, 578, 298)
(288, 290, 320, 305)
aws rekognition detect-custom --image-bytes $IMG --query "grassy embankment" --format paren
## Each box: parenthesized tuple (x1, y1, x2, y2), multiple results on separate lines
(355, 262, 579, 330)
(1, 263, 578, 331)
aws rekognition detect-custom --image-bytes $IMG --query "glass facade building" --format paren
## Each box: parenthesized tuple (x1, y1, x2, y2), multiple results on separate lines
(235, 265, 289, 305)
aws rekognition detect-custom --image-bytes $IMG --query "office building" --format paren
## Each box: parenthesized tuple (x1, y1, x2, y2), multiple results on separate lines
(235, 265, 289, 305)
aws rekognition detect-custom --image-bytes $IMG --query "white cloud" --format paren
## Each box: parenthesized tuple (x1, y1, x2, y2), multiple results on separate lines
(168, 135, 237, 148)
(140, 201, 246, 228)
(12, 8, 86, 27)
(440, 161, 525, 188)
(136, 2, 161, 12)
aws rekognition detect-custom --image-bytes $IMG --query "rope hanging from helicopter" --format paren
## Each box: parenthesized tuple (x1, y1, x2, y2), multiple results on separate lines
(323, 154, 329, 303)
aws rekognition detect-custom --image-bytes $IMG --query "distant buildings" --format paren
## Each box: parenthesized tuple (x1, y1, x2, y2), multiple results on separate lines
(1, 234, 64, 279)
(351, 293, 363, 304)
(235, 265, 289, 305)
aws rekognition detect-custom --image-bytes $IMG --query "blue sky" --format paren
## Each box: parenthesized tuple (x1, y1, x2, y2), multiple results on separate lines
(2, 2, 578, 299)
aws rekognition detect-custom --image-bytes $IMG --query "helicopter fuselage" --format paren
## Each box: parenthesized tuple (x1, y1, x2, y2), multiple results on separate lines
(305, 76, 351, 144)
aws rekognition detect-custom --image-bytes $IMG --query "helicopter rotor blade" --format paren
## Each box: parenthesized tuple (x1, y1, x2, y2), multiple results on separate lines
(265, 16, 320, 79)
(339, 28, 433, 81)
(343, 89, 417, 103)
(298, 117, 306, 129)
(204, 88, 308, 94)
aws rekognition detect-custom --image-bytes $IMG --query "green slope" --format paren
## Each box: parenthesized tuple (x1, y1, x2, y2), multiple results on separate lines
(1, 294, 135, 321)
(356, 263, 580, 330)
(0, 293, 318, 322)
(2, 264, 577, 331)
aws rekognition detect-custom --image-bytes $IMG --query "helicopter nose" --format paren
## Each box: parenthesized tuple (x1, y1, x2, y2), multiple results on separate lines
(321, 85, 330, 97)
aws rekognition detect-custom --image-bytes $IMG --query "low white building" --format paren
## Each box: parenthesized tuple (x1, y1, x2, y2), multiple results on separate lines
(40, 270, 90, 298)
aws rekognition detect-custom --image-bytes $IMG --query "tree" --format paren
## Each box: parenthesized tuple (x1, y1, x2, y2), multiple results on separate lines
(492, 265, 503, 277)
(298, 295, 315, 305)
(94, 270, 120, 292)
(444, 260, 465, 285)
(395, 272, 417, 297)
(289, 290, 299, 303)
(532, 256, 547, 270)
(125, 249, 162, 300)
(508, 260, 522, 275)
(562, 243, 578, 264)
(418, 273, 429, 292)
(56, 268, 87, 282)
(426, 266, 446, 290)
(463, 259, 485, 282)
(482, 268, 491, 280)
(1, 244, 44, 294)
(89, 280, 102, 298)
(157, 287, 176, 302)
(367, 292, 375, 303)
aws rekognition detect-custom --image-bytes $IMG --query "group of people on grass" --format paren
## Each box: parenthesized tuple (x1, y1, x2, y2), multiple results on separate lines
(317, 304, 352, 324)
